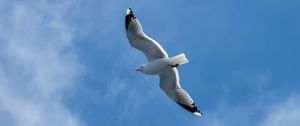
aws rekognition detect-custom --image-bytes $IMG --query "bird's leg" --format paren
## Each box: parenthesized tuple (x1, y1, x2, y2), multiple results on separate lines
(168, 64, 179, 67)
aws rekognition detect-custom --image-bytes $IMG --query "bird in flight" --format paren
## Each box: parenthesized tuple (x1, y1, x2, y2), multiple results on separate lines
(125, 8, 203, 117)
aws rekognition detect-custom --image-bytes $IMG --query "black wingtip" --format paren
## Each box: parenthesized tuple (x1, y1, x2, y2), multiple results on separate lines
(177, 102, 203, 117)
(126, 8, 133, 15)
(194, 109, 203, 117)
(125, 8, 135, 29)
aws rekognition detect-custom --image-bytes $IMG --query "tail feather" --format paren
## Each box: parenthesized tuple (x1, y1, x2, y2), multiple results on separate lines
(168, 53, 189, 66)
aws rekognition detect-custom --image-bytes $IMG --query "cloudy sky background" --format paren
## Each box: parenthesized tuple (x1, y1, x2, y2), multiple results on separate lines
(0, 0, 299, 126)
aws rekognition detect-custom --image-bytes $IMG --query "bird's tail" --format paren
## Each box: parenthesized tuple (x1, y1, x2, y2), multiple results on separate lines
(168, 53, 189, 66)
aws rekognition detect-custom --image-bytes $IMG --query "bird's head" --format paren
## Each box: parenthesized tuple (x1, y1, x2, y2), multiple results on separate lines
(135, 65, 145, 72)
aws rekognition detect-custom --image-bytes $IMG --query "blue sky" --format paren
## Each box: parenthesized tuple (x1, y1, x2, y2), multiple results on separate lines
(0, 0, 300, 126)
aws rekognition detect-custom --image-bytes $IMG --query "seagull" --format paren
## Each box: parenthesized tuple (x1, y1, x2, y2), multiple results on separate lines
(125, 8, 203, 117)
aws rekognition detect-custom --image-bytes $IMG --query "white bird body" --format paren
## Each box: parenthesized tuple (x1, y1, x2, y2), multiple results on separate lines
(137, 54, 189, 75)
(137, 58, 169, 75)
(125, 8, 203, 117)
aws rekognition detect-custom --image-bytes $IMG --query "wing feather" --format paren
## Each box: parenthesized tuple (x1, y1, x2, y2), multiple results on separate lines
(159, 68, 203, 116)
(125, 9, 168, 61)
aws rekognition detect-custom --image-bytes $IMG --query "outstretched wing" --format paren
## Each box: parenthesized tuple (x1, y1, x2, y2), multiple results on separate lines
(159, 67, 203, 116)
(125, 8, 168, 61)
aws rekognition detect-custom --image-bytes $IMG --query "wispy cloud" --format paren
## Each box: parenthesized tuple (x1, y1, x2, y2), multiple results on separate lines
(0, 1, 83, 125)
(97, 75, 160, 125)
(191, 70, 300, 126)
(260, 95, 300, 126)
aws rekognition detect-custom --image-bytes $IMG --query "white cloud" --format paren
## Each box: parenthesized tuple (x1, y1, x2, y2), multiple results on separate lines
(0, 1, 83, 126)
(102, 76, 127, 102)
(192, 72, 299, 126)
(192, 81, 299, 126)
(260, 95, 300, 126)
